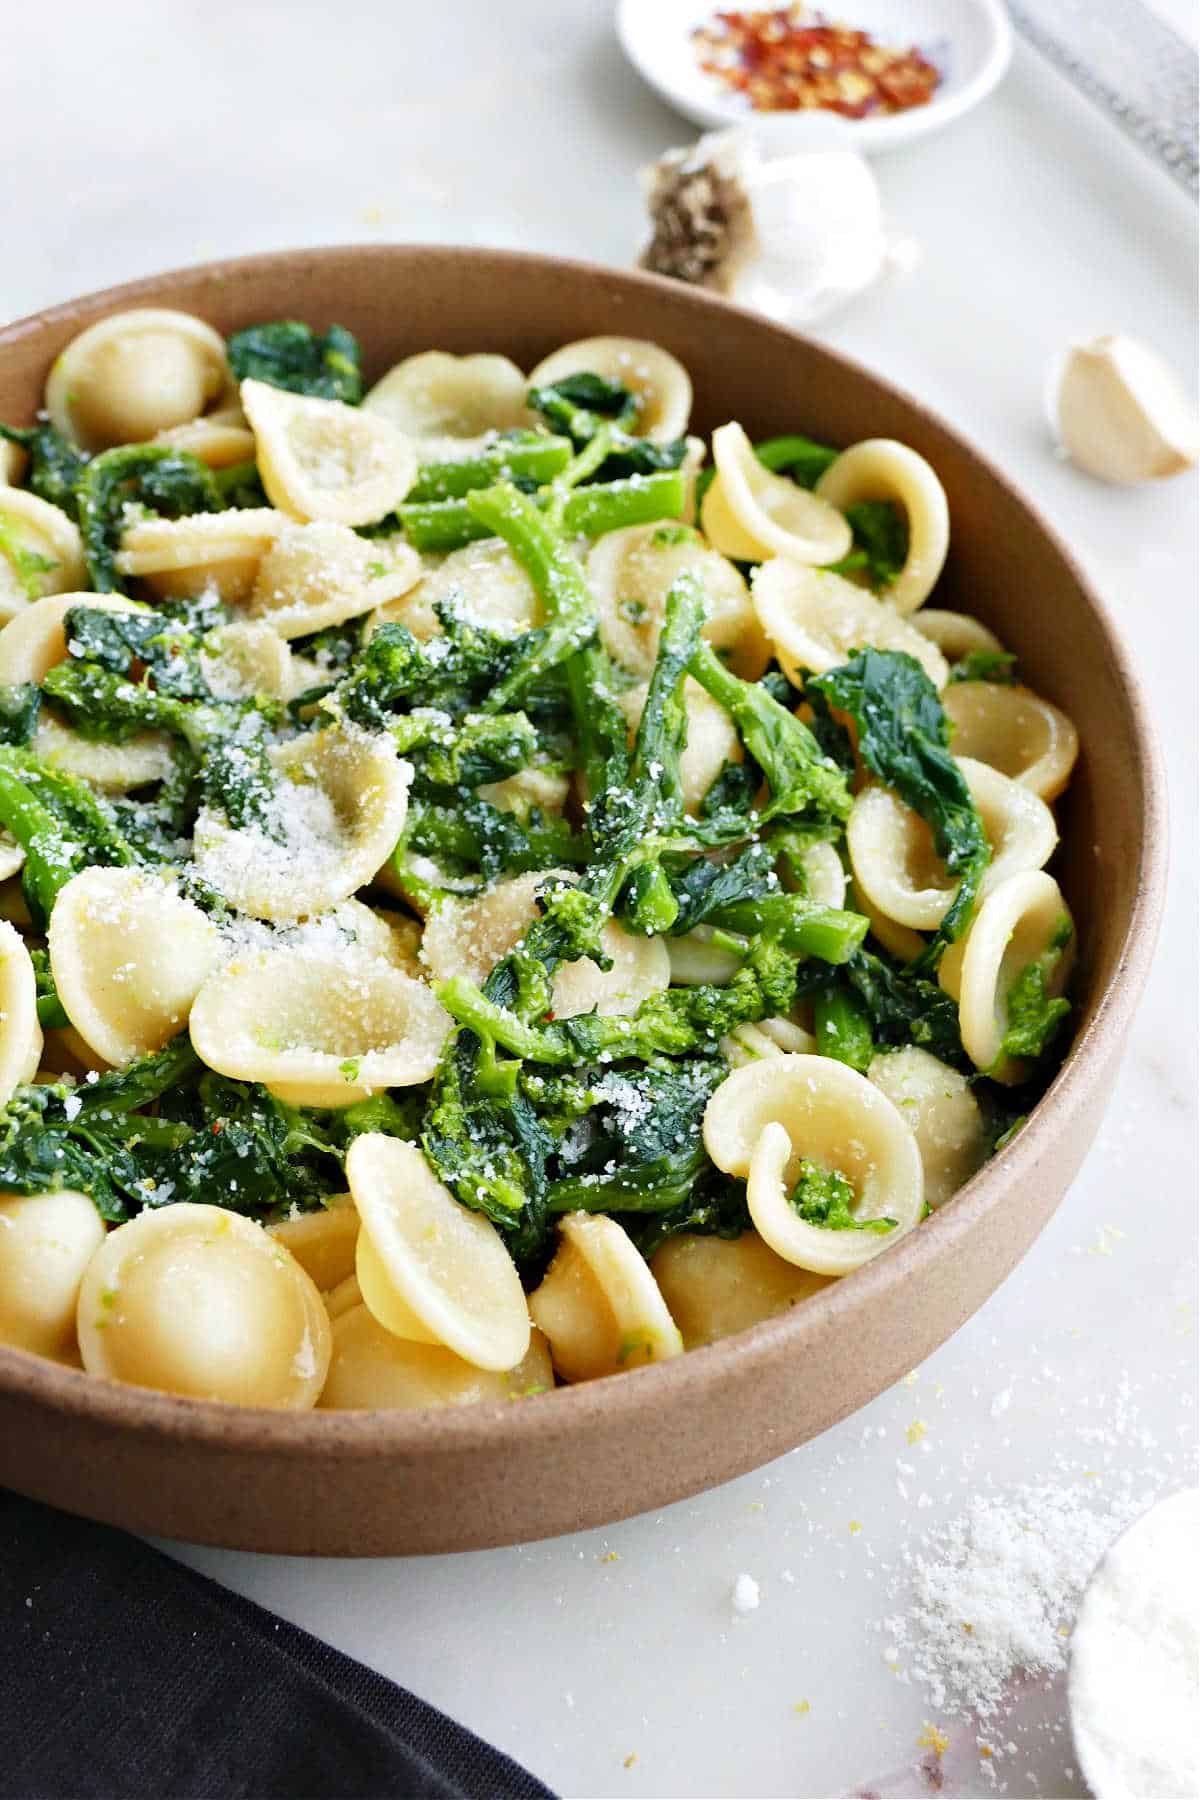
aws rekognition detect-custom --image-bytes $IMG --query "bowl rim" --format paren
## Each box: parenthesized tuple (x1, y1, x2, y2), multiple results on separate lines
(0, 243, 1169, 1461)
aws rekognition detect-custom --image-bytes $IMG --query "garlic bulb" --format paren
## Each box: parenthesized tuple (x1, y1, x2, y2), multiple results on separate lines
(639, 129, 905, 327)
(1051, 334, 1200, 485)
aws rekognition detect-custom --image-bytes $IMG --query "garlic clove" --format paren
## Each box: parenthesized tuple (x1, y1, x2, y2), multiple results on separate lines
(640, 128, 898, 328)
(1051, 334, 1200, 485)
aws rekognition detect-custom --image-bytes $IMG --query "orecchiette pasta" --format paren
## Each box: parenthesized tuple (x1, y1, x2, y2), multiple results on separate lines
(0, 921, 43, 1105)
(363, 351, 529, 456)
(650, 1230, 830, 1349)
(752, 559, 948, 686)
(867, 1046, 988, 1209)
(943, 681, 1080, 803)
(0, 590, 144, 685)
(721, 1015, 817, 1066)
(704, 1055, 924, 1276)
(347, 1133, 531, 1372)
(526, 337, 692, 442)
(76, 1203, 331, 1407)
(267, 1196, 359, 1292)
(116, 508, 285, 603)
(152, 406, 257, 469)
(847, 756, 1057, 931)
(199, 619, 297, 702)
(666, 927, 745, 988)
(0, 487, 87, 619)
(45, 309, 233, 451)
(814, 438, 950, 614)
(912, 609, 1004, 661)
(48, 867, 222, 1068)
(0, 442, 25, 487)
(0, 1189, 106, 1361)
(587, 521, 767, 679)
(529, 1211, 684, 1381)
(941, 870, 1075, 1083)
(246, 520, 420, 638)
(240, 378, 417, 526)
(193, 725, 413, 922)
(319, 1308, 554, 1411)
(702, 423, 853, 565)
(188, 946, 450, 1108)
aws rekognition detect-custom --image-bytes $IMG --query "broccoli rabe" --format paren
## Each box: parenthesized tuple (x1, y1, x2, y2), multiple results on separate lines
(226, 320, 363, 403)
(812, 650, 990, 971)
(790, 1159, 894, 1234)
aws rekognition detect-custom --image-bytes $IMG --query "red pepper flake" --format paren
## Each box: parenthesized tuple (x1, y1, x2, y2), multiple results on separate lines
(692, 4, 940, 118)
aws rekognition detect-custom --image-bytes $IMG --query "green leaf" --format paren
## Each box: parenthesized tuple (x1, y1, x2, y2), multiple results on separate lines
(226, 320, 363, 403)
(811, 650, 990, 969)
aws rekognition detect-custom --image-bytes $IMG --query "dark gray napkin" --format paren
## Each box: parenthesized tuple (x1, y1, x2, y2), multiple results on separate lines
(0, 1491, 555, 1800)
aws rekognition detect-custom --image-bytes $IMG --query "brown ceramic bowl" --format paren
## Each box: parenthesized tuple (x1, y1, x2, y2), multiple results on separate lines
(0, 247, 1166, 1555)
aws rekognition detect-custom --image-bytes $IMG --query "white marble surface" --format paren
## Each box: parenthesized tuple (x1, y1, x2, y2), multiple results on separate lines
(6, 5, 1197, 1796)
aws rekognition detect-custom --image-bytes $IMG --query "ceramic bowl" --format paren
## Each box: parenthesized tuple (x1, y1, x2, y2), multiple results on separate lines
(0, 246, 1165, 1555)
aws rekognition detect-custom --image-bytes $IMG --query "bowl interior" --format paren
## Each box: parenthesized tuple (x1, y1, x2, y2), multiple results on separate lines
(0, 246, 1165, 1552)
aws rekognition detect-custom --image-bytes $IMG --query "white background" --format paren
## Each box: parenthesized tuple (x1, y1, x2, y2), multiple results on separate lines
(4, 5, 1197, 1796)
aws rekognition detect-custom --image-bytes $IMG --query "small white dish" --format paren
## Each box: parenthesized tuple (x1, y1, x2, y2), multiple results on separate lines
(616, 0, 1013, 153)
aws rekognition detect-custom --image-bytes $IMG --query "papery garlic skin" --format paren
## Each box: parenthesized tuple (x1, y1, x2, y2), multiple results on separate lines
(640, 130, 894, 327)
(1051, 335, 1200, 485)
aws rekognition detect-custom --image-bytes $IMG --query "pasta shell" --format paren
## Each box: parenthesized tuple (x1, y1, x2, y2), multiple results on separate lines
(867, 1045, 987, 1209)
(116, 508, 285, 604)
(188, 946, 450, 1108)
(401, 537, 543, 640)
(247, 520, 420, 638)
(616, 676, 741, 816)
(152, 406, 257, 469)
(268, 1196, 359, 1292)
(751, 559, 948, 687)
(912, 609, 1004, 661)
(0, 920, 43, 1105)
(587, 521, 766, 679)
(666, 927, 744, 988)
(703, 1054, 924, 1276)
(702, 423, 853, 565)
(528, 1211, 683, 1382)
(943, 682, 1080, 804)
(849, 877, 927, 966)
(193, 725, 413, 923)
(942, 870, 1075, 1083)
(526, 337, 692, 442)
(48, 867, 222, 1068)
(0, 487, 86, 620)
(477, 765, 571, 819)
(240, 378, 417, 526)
(318, 1306, 553, 1411)
(76, 1202, 331, 1407)
(45, 309, 233, 452)
(347, 1134, 531, 1373)
(0, 1189, 106, 1361)
(199, 619, 297, 702)
(650, 1230, 830, 1349)
(814, 438, 950, 614)
(419, 869, 669, 1017)
(720, 1015, 817, 1066)
(363, 351, 529, 456)
(324, 1273, 363, 1321)
(847, 757, 1057, 933)
(32, 712, 175, 794)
